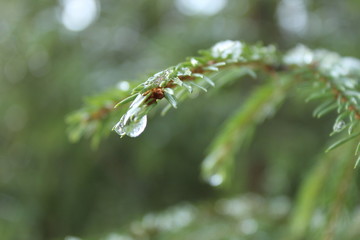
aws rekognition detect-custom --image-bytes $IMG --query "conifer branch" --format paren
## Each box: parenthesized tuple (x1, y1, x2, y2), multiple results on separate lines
(67, 40, 360, 165)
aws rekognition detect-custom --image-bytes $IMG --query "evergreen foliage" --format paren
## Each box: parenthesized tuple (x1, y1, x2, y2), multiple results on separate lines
(68, 40, 360, 177)
(3, 0, 360, 239)
(66, 40, 360, 239)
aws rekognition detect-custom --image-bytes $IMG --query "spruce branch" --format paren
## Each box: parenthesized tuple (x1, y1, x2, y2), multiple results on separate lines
(67, 40, 360, 166)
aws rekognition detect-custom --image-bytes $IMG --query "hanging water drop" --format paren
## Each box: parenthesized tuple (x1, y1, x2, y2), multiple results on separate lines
(126, 115, 147, 137)
(113, 115, 147, 137)
(208, 173, 224, 186)
(113, 115, 127, 137)
(333, 120, 346, 132)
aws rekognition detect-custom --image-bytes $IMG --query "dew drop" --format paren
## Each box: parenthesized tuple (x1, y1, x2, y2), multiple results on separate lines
(114, 115, 147, 137)
(208, 173, 224, 186)
(333, 120, 346, 132)
(113, 115, 127, 137)
(126, 115, 147, 137)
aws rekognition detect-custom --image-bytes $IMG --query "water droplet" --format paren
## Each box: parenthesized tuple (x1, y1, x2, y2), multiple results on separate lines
(333, 120, 346, 132)
(127, 115, 147, 137)
(114, 115, 147, 137)
(208, 174, 224, 186)
(211, 40, 243, 60)
(113, 115, 127, 136)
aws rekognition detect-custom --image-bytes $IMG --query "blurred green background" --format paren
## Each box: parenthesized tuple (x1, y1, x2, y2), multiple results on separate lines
(1, 0, 360, 239)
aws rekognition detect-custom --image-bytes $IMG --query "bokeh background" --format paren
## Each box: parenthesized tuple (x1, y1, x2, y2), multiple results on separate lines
(1, 0, 360, 239)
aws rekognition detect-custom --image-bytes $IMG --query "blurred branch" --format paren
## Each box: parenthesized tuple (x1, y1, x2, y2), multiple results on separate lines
(201, 78, 291, 186)
(323, 148, 356, 240)
(287, 141, 358, 240)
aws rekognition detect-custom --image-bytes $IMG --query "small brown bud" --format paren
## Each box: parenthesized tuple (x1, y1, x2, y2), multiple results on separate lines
(152, 88, 165, 99)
